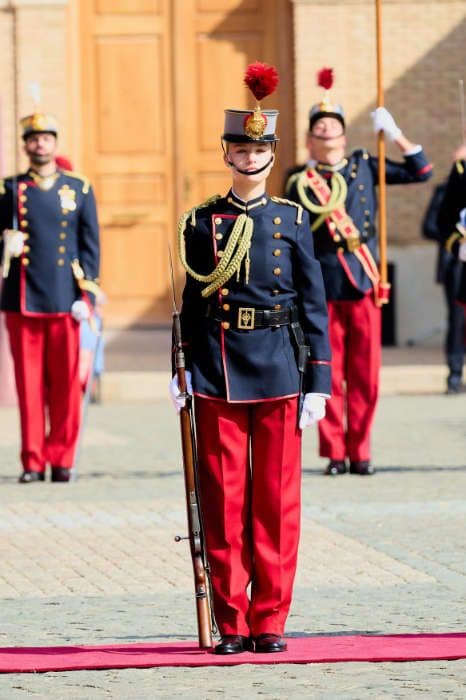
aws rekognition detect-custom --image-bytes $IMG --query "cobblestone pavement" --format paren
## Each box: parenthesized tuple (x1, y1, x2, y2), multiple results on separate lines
(0, 394, 465, 698)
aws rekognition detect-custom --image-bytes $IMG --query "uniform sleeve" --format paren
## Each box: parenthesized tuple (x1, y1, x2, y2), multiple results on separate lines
(175, 219, 208, 373)
(0, 180, 13, 262)
(369, 149, 433, 185)
(293, 210, 331, 395)
(78, 185, 100, 284)
(421, 182, 447, 241)
(437, 162, 466, 239)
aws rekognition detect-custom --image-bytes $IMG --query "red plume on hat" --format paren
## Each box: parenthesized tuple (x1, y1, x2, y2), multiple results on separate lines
(309, 67, 345, 131)
(244, 62, 279, 103)
(317, 67, 334, 91)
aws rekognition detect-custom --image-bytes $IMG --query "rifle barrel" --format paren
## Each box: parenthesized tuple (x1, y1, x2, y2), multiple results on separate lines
(173, 306, 213, 649)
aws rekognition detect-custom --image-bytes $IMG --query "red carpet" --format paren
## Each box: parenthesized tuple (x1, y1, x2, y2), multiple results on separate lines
(1, 634, 466, 673)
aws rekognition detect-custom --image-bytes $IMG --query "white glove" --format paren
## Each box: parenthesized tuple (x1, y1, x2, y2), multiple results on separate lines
(3, 229, 24, 257)
(299, 393, 327, 429)
(169, 371, 193, 413)
(370, 107, 402, 141)
(459, 208, 466, 228)
(459, 242, 466, 262)
(71, 300, 91, 322)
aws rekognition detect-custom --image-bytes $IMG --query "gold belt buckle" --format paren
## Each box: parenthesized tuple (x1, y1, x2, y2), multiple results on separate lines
(346, 234, 361, 253)
(238, 307, 255, 330)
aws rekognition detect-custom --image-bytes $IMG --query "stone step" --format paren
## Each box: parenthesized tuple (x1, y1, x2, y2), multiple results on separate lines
(99, 364, 450, 403)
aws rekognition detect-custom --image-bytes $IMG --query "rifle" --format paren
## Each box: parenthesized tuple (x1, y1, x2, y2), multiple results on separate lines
(169, 248, 214, 650)
(459, 79, 465, 146)
(375, 0, 390, 306)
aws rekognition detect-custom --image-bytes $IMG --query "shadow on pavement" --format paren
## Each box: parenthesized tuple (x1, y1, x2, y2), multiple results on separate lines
(302, 465, 466, 476)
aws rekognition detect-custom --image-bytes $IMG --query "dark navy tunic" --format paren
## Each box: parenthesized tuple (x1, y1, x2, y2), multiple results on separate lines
(437, 160, 466, 305)
(285, 148, 433, 300)
(179, 190, 331, 402)
(0, 169, 100, 315)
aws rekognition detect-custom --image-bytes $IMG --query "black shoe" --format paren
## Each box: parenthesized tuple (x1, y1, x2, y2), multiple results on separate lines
(214, 635, 253, 655)
(254, 633, 287, 653)
(446, 380, 461, 395)
(51, 466, 72, 483)
(349, 460, 375, 475)
(18, 471, 45, 483)
(324, 459, 347, 476)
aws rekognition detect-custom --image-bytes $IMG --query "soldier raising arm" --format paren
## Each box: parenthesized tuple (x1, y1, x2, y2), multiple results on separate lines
(285, 68, 433, 477)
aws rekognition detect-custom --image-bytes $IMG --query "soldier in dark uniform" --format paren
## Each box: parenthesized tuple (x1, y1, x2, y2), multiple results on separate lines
(0, 110, 100, 483)
(422, 164, 465, 394)
(437, 143, 466, 329)
(285, 69, 433, 476)
(170, 63, 331, 655)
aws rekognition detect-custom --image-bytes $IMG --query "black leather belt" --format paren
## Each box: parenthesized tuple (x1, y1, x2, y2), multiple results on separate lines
(206, 303, 297, 330)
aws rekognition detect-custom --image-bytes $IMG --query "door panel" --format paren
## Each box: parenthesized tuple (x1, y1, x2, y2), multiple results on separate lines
(95, 39, 164, 153)
(173, 0, 293, 215)
(96, 0, 161, 15)
(79, 0, 173, 326)
(76, 0, 293, 326)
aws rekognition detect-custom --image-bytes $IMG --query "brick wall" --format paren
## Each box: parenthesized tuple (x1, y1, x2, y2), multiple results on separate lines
(0, 0, 68, 176)
(291, 0, 466, 244)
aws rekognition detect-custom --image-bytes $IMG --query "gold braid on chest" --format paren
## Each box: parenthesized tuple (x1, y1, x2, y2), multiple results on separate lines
(178, 207, 254, 298)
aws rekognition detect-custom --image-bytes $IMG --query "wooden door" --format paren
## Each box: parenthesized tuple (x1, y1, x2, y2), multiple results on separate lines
(78, 0, 174, 326)
(173, 0, 294, 213)
(76, 0, 293, 326)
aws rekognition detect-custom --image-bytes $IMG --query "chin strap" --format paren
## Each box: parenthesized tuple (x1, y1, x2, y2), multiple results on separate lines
(222, 140, 276, 176)
(312, 134, 345, 141)
(226, 155, 274, 176)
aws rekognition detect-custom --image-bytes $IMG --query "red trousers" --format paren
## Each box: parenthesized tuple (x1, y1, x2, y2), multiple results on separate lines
(194, 395, 301, 637)
(318, 295, 381, 462)
(5, 313, 81, 473)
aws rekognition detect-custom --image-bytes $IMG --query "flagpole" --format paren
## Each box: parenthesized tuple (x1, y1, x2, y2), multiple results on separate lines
(375, 0, 390, 305)
(459, 79, 465, 145)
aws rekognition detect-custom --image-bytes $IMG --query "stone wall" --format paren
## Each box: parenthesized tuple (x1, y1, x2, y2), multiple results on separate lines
(291, 0, 466, 343)
(291, 0, 466, 245)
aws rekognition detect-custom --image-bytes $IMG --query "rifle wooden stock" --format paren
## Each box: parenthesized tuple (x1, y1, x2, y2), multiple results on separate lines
(173, 310, 213, 649)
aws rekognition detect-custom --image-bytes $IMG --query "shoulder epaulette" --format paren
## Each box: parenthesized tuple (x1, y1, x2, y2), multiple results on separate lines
(270, 196, 303, 225)
(2, 174, 21, 183)
(188, 194, 222, 226)
(352, 147, 370, 161)
(0, 174, 23, 193)
(62, 170, 91, 194)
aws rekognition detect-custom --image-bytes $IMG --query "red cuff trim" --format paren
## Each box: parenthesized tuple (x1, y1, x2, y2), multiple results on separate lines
(308, 360, 331, 366)
(417, 163, 433, 175)
(81, 291, 93, 313)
